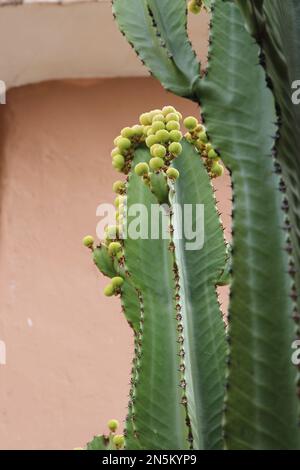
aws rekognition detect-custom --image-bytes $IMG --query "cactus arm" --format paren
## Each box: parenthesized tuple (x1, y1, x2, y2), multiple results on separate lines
(236, 0, 300, 313)
(86, 435, 109, 450)
(112, 0, 200, 99)
(197, 0, 300, 449)
(170, 140, 227, 449)
(124, 146, 190, 450)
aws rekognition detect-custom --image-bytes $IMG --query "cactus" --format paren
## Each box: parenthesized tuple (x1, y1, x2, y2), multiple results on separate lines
(82, 0, 300, 450)
(84, 107, 228, 450)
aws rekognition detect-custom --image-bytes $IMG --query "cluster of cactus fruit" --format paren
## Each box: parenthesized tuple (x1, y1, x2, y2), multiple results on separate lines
(81, 0, 300, 450)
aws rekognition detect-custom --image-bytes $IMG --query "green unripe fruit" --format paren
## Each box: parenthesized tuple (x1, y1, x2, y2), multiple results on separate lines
(112, 180, 126, 194)
(121, 127, 134, 139)
(104, 283, 115, 297)
(165, 112, 179, 123)
(114, 195, 124, 208)
(205, 143, 213, 152)
(139, 113, 151, 125)
(156, 129, 170, 143)
(108, 419, 119, 433)
(152, 113, 165, 123)
(131, 125, 144, 136)
(82, 235, 94, 248)
(188, 0, 201, 14)
(143, 125, 151, 135)
(169, 130, 182, 142)
(198, 131, 208, 143)
(176, 111, 183, 120)
(152, 144, 166, 159)
(166, 120, 180, 131)
(111, 147, 120, 158)
(113, 434, 125, 449)
(149, 157, 164, 171)
(211, 162, 224, 177)
(149, 109, 162, 120)
(183, 116, 198, 130)
(146, 134, 158, 148)
(134, 162, 149, 176)
(108, 241, 122, 255)
(152, 121, 165, 133)
(115, 136, 132, 151)
(112, 154, 125, 170)
(162, 105, 176, 116)
(147, 127, 155, 136)
(111, 277, 124, 288)
(169, 142, 182, 155)
(150, 144, 160, 157)
(166, 167, 180, 180)
(208, 149, 218, 159)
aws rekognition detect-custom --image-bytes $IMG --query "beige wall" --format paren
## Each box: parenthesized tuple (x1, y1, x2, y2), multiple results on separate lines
(0, 77, 231, 449)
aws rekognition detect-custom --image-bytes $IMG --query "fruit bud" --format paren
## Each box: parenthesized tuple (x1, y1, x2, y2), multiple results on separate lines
(183, 116, 198, 130)
(108, 241, 122, 255)
(113, 434, 125, 449)
(169, 142, 182, 155)
(134, 162, 149, 176)
(152, 144, 167, 159)
(121, 127, 134, 139)
(166, 167, 180, 180)
(149, 157, 164, 171)
(146, 135, 158, 148)
(198, 131, 208, 143)
(113, 180, 126, 194)
(152, 113, 165, 123)
(152, 121, 165, 133)
(165, 112, 180, 123)
(111, 277, 124, 288)
(169, 130, 182, 142)
(208, 149, 218, 159)
(166, 120, 180, 131)
(211, 161, 224, 177)
(108, 419, 119, 433)
(115, 136, 132, 151)
(155, 129, 170, 143)
(103, 283, 115, 297)
(162, 105, 176, 116)
(112, 154, 125, 171)
(82, 235, 94, 249)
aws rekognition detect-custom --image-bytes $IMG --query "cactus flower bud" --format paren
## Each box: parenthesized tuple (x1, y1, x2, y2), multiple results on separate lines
(139, 113, 152, 126)
(108, 419, 119, 433)
(166, 168, 180, 180)
(112, 154, 125, 171)
(152, 113, 165, 123)
(111, 277, 124, 288)
(169, 130, 182, 142)
(152, 121, 165, 133)
(183, 116, 198, 130)
(198, 131, 208, 143)
(155, 129, 170, 143)
(112, 180, 126, 194)
(152, 144, 167, 159)
(208, 149, 218, 159)
(169, 142, 182, 155)
(162, 105, 176, 116)
(113, 434, 125, 449)
(108, 241, 122, 255)
(149, 157, 164, 171)
(166, 120, 180, 131)
(103, 283, 115, 297)
(134, 162, 149, 176)
(211, 161, 224, 177)
(82, 235, 94, 248)
(115, 136, 132, 151)
(165, 112, 180, 123)
(146, 135, 158, 148)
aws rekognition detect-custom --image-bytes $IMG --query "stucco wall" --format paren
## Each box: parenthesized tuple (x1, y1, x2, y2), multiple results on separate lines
(0, 77, 231, 449)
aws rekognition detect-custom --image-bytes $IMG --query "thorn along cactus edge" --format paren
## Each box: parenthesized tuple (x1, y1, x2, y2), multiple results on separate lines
(81, 0, 300, 450)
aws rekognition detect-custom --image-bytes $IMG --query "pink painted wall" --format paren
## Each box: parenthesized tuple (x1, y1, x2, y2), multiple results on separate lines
(0, 77, 231, 449)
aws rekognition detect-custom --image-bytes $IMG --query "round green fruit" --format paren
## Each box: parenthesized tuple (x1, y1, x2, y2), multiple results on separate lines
(183, 116, 198, 130)
(146, 134, 158, 148)
(108, 241, 122, 255)
(82, 235, 94, 248)
(208, 149, 218, 159)
(113, 435, 125, 449)
(155, 129, 170, 143)
(166, 120, 180, 131)
(134, 162, 149, 176)
(169, 142, 182, 155)
(169, 130, 182, 142)
(112, 180, 126, 194)
(108, 419, 119, 433)
(152, 144, 166, 159)
(152, 121, 165, 133)
(149, 157, 164, 171)
(115, 136, 132, 151)
(165, 112, 179, 123)
(111, 277, 124, 288)
(103, 283, 115, 297)
(166, 167, 180, 180)
(211, 162, 224, 177)
(162, 105, 176, 116)
(112, 154, 125, 170)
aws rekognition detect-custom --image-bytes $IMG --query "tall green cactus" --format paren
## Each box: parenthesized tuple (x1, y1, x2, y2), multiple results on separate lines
(81, 0, 300, 450)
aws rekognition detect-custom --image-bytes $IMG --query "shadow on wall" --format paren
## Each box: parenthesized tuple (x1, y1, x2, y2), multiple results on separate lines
(0, 77, 231, 449)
